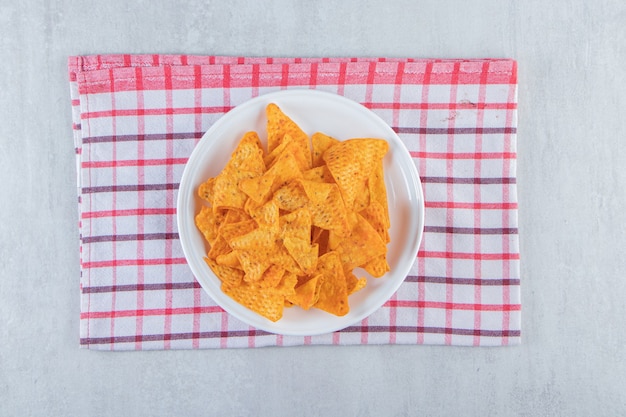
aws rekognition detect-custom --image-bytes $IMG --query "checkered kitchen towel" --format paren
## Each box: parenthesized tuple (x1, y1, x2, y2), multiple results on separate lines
(69, 55, 520, 350)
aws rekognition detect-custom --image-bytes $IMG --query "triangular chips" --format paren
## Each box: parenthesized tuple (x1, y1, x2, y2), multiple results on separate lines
(195, 104, 392, 321)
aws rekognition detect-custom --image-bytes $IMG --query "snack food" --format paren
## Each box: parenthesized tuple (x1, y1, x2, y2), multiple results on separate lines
(195, 103, 389, 321)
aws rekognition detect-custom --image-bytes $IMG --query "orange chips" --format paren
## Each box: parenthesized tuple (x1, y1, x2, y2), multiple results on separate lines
(195, 103, 390, 322)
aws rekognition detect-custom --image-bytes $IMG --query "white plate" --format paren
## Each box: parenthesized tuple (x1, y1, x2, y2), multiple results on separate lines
(177, 89, 424, 336)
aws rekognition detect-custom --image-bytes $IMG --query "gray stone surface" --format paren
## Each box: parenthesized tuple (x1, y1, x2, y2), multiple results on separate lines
(1, 0, 625, 415)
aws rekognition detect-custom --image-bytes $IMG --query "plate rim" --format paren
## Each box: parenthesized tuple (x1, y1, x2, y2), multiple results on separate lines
(177, 89, 425, 336)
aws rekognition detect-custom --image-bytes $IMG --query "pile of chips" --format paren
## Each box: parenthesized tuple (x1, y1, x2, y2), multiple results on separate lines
(195, 103, 390, 321)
